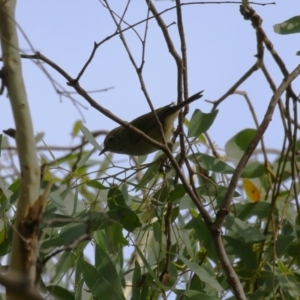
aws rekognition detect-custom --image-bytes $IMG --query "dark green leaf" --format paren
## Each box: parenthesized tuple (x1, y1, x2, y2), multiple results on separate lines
(282, 223, 294, 236)
(171, 206, 179, 223)
(185, 215, 218, 262)
(233, 291, 266, 300)
(178, 254, 223, 292)
(86, 180, 108, 189)
(170, 184, 186, 201)
(197, 183, 240, 206)
(107, 186, 128, 209)
(153, 185, 169, 203)
(224, 215, 265, 242)
(116, 206, 142, 232)
(8, 178, 20, 192)
(235, 202, 272, 219)
(189, 153, 235, 174)
(74, 278, 84, 300)
(174, 289, 219, 300)
(140, 274, 151, 299)
(225, 128, 257, 161)
(47, 285, 74, 300)
(80, 255, 125, 300)
(224, 236, 257, 269)
(274, 16, 300, 35)
(42, 213, 75, 227)
(188, 109, 218, 138)
(275, 236, 295, 257)
(103, 220, 128, 249)
(241, 161, 266, 178)
(53, 252, 74, 282)
(131, 261, 142, 300)
(9, 179, 20, 204)
(136, 160, 161, 190)
(54, 222, 89, 246)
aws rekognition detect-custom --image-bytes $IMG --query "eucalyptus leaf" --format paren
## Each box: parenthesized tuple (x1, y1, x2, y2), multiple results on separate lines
(189, 153, 234, 174)
(274, 16, 300, 35)
(188, 109, 218, 138)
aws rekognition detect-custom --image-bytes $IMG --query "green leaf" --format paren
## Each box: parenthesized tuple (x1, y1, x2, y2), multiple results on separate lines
(42, 213, 75, 227)
(275, 236, 295, 257)
(224, 236, 257, 269)
(107, 186, 128, 209)
(74, 278, 84, 300)
(53, 252, 74, 282)
(171, 206, 179, 223)
(225, 128, 257, 163)
(224, 215, 265, 242)
(86, 180, 108, 190)
(174, 289, 219, 300)
(133, 244, 162, 289)
(188, 153, 235, 174)
(185, 215, 218, 262)
(102, 220, 128, 250)
(47, 285, 75, 300)
(8, 179, 20, 192)
(188, 109, 218, 138)
(72, 120, 82, 137)
(235, 202, 272, 219)
(80, 123, 101, 151)
(131, 261, 142, 300)
(274, 16, 300, 35)
(50, 191, 68, 214)
(136, 160, 161, 190)
(243, 291, 267, 300)
(80, 253, 125, 300)
(59, 223, 89, 245)
(153, 185, 169, 203)
(177, 254, 223, 292)
(170, 184, 187, 201)
(197, 184, 240, 206)
(77, 148, 95, 168)
(241, 161, 266, 178)
(112, 207, 142, 232)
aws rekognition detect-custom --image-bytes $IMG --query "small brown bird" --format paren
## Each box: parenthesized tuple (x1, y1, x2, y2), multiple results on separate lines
(100, 91, 204, 156)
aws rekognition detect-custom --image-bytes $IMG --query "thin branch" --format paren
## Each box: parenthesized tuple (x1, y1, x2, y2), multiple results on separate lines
(209, 63, 258, 110)
(239, 5, 298, 101)
(21, 52, 170, 153)
(215, 64, 300, 228)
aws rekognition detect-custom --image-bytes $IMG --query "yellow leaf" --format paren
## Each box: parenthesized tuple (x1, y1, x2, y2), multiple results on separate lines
(243, 178, 261, 202)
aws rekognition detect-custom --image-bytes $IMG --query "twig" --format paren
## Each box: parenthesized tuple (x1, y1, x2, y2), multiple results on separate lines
(239, 5, 298, 101)
(215, 64, 300, 228)
(210, 63, 258, 110)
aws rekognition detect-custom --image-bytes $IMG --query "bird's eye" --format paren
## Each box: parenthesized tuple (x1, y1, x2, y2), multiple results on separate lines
(107, 136, 115, 143)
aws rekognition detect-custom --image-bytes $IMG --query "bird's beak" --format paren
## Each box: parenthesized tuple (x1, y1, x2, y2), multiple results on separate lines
(99, 148, 106, 155)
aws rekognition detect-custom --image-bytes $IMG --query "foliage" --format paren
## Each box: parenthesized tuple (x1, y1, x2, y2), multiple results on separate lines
(1, 1, 300, 300)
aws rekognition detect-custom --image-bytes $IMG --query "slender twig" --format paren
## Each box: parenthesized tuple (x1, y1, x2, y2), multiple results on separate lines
(215, 64, 300, 228)
(210, 63, 259, 110)
(239, 5, 298, 101)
